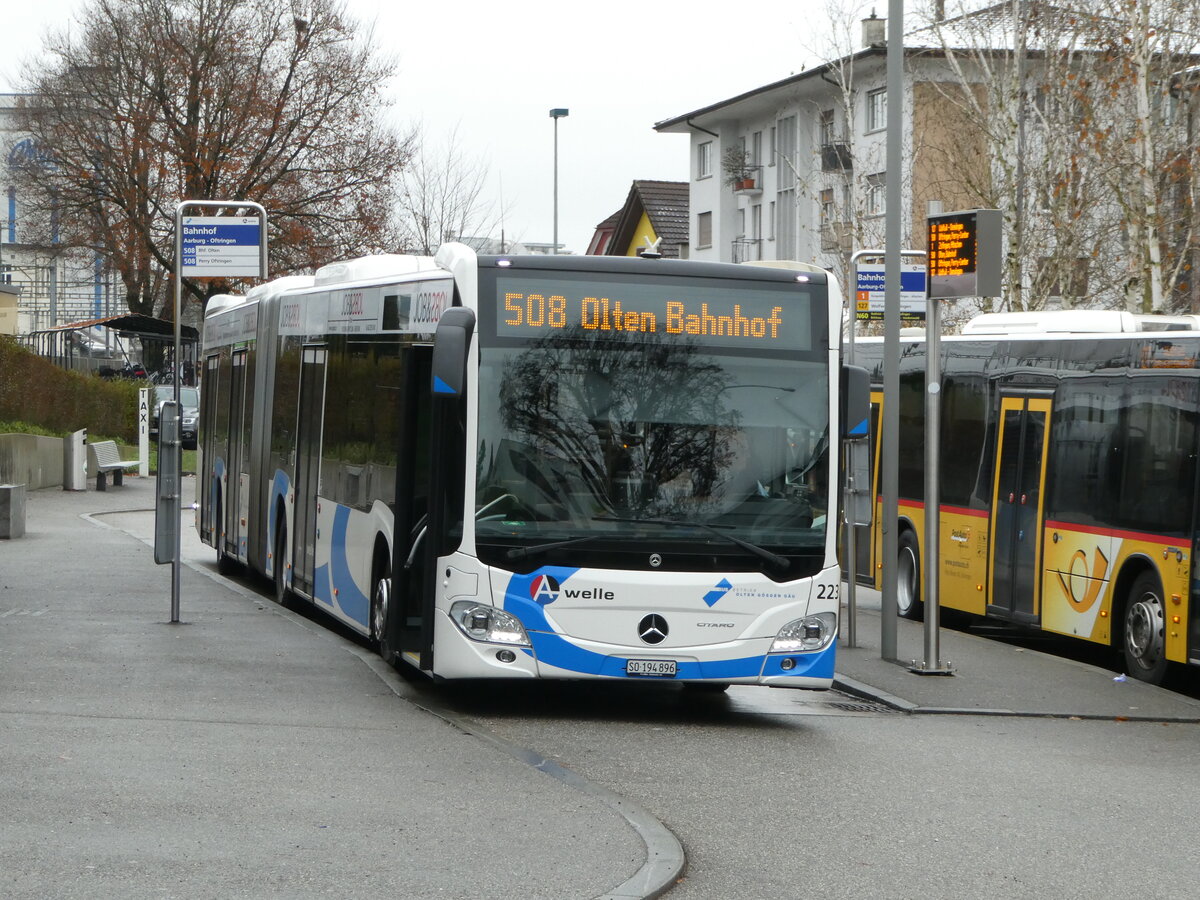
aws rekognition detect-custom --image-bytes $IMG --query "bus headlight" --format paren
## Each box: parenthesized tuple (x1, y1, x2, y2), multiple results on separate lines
(770, 612, 837, 653)
(450, 601, 531, 647)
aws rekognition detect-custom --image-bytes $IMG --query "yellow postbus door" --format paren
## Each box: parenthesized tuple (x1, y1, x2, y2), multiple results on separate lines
(989, 393, 1052, 622)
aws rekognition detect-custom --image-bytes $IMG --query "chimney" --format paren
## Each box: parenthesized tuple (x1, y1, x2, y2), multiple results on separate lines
(862, 10, 886, 48)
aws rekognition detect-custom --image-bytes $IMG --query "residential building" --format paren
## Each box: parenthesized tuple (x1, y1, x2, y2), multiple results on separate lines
(655, 4, 1200, 314)
(587, 180, 689, 258)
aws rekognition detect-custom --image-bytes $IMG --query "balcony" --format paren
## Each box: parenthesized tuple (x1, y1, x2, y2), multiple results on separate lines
(820, 222, 854, 253)
(731, 238, 762, 263)
(730, 165, 763, 196)
(820, 142, 853, 172)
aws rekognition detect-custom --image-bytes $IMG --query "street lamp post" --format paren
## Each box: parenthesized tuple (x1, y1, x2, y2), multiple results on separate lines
(550, 108, 569, 254)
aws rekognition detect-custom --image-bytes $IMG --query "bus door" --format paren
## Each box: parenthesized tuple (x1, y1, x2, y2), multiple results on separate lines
(853, 395, 882, 581)
(292, 345, 328, 598)
(988, 393, 1053, 622)
(392, 347, 436, 666)
(199, 354, 220, 544)
(225, 349, 249, 561)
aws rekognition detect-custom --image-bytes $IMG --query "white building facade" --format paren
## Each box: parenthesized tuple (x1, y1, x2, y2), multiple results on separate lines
(2, 93, 118, 335)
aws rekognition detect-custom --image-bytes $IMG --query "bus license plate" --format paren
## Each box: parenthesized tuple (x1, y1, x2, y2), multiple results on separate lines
(627, 659, 677, 677)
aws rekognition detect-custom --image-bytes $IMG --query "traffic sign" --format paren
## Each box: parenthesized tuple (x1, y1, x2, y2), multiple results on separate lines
(855, 263, 927, 322)
(180, 215, 264, 277)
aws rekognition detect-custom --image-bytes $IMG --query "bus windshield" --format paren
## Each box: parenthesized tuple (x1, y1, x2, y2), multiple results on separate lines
(473, 268, 829, 574)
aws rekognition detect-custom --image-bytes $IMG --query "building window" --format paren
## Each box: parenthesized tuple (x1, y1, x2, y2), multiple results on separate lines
(768, 201, 776, 239)
(865, 172, 886, 216)
(1038, 256, 1090, 298)
(769, 127, 776, 165)
(697, 211, 713, 248)
(751, 204, 762, 241)
(866, 88, 887, 132)
(777, 116, 796, 191)
(819, 109, 835, 147)
(697, 141, 712, 179)
(751, 131, 763, 167)
(777, 191, 796, 258)
(819, 188, 835, 228)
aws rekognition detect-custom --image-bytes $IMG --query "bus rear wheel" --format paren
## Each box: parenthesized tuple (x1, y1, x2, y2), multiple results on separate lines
(897, 530, 923, 621)
(1122, 571, 1168, 685)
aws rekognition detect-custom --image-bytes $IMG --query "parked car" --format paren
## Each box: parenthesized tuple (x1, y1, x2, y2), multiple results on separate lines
(149, 385, 200, 450)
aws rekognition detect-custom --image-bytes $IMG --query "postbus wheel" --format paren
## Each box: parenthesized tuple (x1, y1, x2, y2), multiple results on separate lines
(371, 559, 396, 667)
(1122, 571, 1168, 685)
(273, 518, 290, 607)
(897, 530, 924, 621)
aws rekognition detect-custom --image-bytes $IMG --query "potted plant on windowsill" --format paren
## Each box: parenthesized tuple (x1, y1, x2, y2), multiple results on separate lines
(722, 146, 756, 191)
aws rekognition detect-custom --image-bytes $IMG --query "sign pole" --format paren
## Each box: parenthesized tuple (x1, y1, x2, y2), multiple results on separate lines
(912, 207, 1000, 674)
(161, 199, 268, 623)
(846, 248, 926, 652)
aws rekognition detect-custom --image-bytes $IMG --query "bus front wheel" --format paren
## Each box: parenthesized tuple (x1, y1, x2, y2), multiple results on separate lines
(371, 562, 396, 667)
(273, 520, 290, 606)
(1122, 571, 1168, 685)
(897, 530, 924, 621)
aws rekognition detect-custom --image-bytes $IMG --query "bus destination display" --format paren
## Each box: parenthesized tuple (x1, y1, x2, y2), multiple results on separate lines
(494, 276, 810, 352)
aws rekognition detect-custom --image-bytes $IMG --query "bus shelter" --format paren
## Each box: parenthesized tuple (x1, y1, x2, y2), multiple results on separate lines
(21, 313, 200, 384)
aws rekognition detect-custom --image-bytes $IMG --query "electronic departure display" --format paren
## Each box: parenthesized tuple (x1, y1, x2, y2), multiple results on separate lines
(928, 215, 977, 278)
(492, 274, 812, 352)
(927, 208, 1002, 299)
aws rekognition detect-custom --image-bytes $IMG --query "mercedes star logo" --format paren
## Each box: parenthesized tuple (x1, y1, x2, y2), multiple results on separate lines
(638, 614, 669, 644)
(649, 553, 663, 568)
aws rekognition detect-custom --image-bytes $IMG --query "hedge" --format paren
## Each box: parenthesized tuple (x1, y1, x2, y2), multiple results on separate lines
(0, 336, 140, 443)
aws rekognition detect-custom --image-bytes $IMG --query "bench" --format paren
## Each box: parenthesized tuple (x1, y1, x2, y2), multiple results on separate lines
(88, 440, 139, 491)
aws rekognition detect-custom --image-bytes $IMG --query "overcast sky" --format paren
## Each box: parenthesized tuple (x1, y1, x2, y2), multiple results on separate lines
(2, 0, 849, 255)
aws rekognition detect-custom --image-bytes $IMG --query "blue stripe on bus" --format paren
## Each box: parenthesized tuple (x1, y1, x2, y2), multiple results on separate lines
(502, 568, 835, 680)
(311, 505, 369, 627)
(432, 375, 457, 395)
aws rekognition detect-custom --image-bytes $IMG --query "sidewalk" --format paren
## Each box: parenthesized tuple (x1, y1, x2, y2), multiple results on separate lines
(834, 592, 1200, 722)
(0, 476, 664, 900)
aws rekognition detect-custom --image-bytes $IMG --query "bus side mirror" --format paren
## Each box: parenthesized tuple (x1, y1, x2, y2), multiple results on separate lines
(431, 308, 476, 399)
(840, 364, 869, 440)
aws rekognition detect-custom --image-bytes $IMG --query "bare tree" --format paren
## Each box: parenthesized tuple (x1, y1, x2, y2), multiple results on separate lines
(14, 0, 414, 318)
(396, 125, 506, 255)
(915, 0, 1200, 314)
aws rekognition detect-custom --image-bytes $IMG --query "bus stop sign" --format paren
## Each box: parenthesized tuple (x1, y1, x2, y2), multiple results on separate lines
(181, 215, 264, 277)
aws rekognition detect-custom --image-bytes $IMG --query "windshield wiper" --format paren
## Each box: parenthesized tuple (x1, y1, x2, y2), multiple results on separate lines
(504, 534, 605, 561)
(592, 516, 790, 572)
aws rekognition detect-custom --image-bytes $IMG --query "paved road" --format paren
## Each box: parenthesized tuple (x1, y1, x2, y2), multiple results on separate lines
(1, 479, 663, 899)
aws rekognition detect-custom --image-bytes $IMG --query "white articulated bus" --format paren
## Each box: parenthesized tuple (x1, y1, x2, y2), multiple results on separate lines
(198, 244, 866, 689)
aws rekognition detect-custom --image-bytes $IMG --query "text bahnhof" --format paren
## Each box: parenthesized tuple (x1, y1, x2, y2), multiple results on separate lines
(503, 293, 786, 339)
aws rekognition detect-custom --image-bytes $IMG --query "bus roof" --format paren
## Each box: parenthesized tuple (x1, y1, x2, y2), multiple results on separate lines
(961, 310, 1141, 334)
(960, 310, 1200, 335)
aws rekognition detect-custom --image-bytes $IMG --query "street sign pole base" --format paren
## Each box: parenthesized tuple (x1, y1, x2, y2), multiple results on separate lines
(909, 660, 955, 676)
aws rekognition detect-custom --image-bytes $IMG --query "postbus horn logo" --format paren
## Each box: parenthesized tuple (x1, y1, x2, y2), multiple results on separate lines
(1055, 547, 1109, 613)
